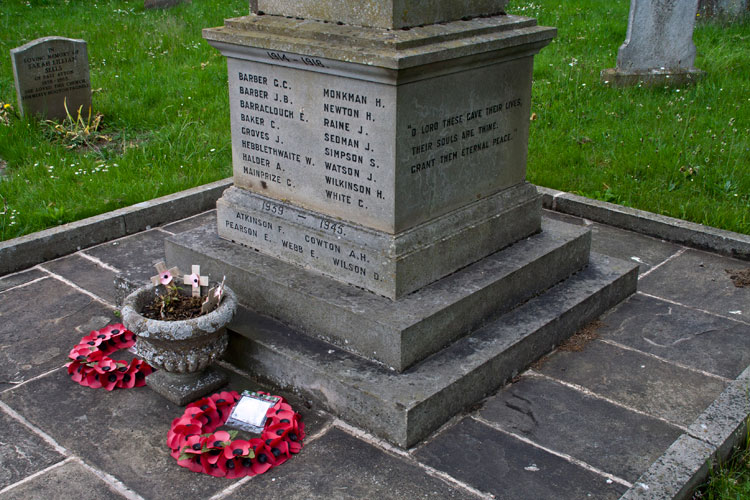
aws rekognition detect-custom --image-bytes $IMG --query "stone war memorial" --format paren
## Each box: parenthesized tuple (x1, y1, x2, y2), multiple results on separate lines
(165, 0, 639, 447)
(602, 0, 705, 87)
(10, 36, 91, 120)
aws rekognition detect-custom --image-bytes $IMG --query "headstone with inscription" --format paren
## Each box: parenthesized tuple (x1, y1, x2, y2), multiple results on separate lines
(10, 37, 91, 120)
(602, 0, 704, 86)
(164, 1, 638, 446)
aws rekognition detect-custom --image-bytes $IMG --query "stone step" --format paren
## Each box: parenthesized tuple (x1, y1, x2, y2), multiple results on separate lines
(224, 252, 638, 448)
(166, 217, 592, 371)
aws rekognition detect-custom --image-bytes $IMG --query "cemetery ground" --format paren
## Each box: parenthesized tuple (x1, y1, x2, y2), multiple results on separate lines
(0, 200, 749, 499)
(0, 0, 749, 242)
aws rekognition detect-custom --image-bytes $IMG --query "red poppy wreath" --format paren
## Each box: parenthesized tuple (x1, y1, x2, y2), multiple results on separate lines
(66, 324, 154, 390)
(167, 391, 305, 477)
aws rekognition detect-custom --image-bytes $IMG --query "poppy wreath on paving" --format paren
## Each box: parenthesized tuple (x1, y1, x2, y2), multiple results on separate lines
(66, 324, 154, 390)
(167, 391, 305, 478)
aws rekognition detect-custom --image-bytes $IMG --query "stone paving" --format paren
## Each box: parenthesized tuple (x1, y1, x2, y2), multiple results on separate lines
(1, 208, 749, 499)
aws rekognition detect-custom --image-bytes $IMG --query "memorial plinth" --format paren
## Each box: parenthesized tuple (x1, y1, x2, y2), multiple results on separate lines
(204, 14, 555, 298)
(165, 6, 639, 446)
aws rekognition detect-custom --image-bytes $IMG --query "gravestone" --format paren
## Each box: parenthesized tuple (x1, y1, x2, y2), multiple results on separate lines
(164, 1, 639, 446)
(602, 0, 704, 86)
(698, 0, 749, 19)
(10, 37, 91, 120)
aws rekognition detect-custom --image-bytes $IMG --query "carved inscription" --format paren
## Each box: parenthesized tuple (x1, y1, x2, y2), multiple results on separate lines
(406, 97, 521, 176)
(229, 54, 393, 231)
(227, 51, 533, 233)
(217, 194, 388, 291)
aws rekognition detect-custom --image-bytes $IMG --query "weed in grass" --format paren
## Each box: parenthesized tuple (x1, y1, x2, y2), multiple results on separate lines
(0, 194, 19, 241)
(41, 99, 111, 151)
(0, 102, 18, 126)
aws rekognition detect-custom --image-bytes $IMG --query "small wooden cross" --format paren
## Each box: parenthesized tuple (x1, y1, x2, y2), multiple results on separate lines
(184, 265, 209, 297)
(202, 276, 226, 314)
(150, 261, 181, 287)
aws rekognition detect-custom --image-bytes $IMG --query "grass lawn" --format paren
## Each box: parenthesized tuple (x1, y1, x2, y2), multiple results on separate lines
(506, 0, 749, 236)
(0, 0, 247, 241)
(1, 0, 748, 241)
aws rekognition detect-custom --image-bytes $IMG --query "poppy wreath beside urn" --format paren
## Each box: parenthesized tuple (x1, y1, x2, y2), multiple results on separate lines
(167, 390, 305, 477)
(121, 264, 238, 406)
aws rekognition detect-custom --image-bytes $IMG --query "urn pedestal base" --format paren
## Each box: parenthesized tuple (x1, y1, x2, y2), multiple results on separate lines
(146, 368, 228, 406)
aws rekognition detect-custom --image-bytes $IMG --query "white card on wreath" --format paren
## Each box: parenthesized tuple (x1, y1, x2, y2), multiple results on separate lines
(226, 391, 281, 434)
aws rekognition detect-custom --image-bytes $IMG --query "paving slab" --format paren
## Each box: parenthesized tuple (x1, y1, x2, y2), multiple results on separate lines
(414, 417, 627, 499)
(0, 362, 331, 500)
(0, 460, 128, 499)
(0, 277, 116, 391)
(0, 409, 65, 490)
(599, 293, 750, 379)
(639, 248, 750, 322)
(478, 375, 682, 482)
(0, 268, 46, 293)
(161, 210, 217, 234)
(84, 229, 169, 284)
(0, 370, 233, 499)
(227, 427, 475, 499)
(42, 254, 118, 304)
(539, 186, 750, 260)
(590, 223, 682, 273)
(535, 340, 728, 427)
(542, 209, 683, 273)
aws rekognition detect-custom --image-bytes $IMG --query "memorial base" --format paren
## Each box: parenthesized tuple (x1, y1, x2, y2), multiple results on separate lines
(165, 217, 638, 446)
(217, 183, 542, 300)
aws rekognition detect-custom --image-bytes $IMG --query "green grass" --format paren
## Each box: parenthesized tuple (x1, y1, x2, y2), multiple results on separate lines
(507, 0, 749, 235)
(1, 0, 748, 241)
(0, 0, 248, 240)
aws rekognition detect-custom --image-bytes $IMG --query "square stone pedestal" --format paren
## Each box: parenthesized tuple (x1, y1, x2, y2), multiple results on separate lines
(204, 14, 556, 298)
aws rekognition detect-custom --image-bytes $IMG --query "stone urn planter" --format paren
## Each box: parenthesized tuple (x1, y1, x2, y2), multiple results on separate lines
(121, 283, 238, 405)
